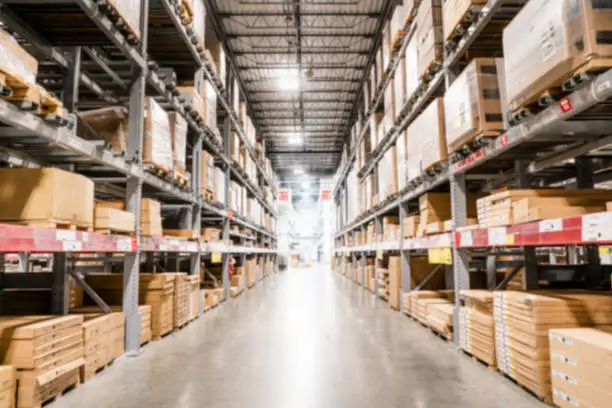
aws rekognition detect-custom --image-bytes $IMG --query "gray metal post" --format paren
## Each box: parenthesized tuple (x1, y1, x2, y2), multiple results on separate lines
(18, 253, 29, 272)
(399, 201, 412, 311)
(103, 252, 113, 273)
(51, 253, 69, 315)
(515, 160, 538, 290)
(240, 237, 247, 290)
(360, 224, 367, 291)
(191, 104, 203, 282)
(222, 112, 231, 300)
(62, 47, 81, 113)
(123, 0, 149, 355)
(0, 253, 4, 273)
(451, 173, 469, 346)
(374, 215, 383, 303)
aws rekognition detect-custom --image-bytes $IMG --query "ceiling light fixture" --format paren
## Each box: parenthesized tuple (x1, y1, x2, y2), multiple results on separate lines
(294, 168, 304, 175)
(276, 68, 300, 92)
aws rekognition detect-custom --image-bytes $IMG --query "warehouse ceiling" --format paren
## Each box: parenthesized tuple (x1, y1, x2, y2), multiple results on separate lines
(207, 0, 392, 178)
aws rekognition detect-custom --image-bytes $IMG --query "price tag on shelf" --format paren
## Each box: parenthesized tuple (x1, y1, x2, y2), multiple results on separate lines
(428, 248, 452, 265)
(539, 219, 563, 233)
(185, 242, 199, 252)
(116, 237, 132, 252)
(56, 230, 77, 241)
(376, 249, 384, 260)
(582, 213, 612, 242)
(488, 227, 507, 246)
(62, 241, 82, 252)
(211, 252, 222, 264)
(460, 231, 473, 247)
(158, 243, 168, 251)
(81, 232, 89, 242)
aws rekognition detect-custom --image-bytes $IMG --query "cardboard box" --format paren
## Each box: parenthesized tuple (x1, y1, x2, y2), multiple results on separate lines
(444, 58, 505, 152)
(0, 29, 38, 84)
(388, 256, 402, 310)
(404, 33, 420, 100)
(107, 0, 141, 40)
(442, 0, 486, 41)
(415, 0, 443, 78)
(377, 146, 398, 200)
(503, 0, 612, 112)
(168, 112, 187, 172)
(144, 98, 173, 172)
(94, 206, 136, 234)
(0, 168, 94, 227)
(178, 86, 205, 123)
(406, 98, 447, 181)
(0, 366, 15, 408)
(78, 107, 128, 153)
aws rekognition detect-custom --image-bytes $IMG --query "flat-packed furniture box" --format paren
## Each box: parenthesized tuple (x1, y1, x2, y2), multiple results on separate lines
(406, 98, 447, 182)
(200, 151, 215, 195)
(377, 147, 398, 200)
(187, 275, 200, 321)
(369, 113, 385, 151)
(408, 290, 442, 318)
(106, 0, 141, 40)
(0, 366, 15, 408)
(71, 305, 151, 346)
(403, 215, 420, 239)
(0, 29, 38, 85)
(205, 36, 226, 88)
(168, 112, 188, 176)
(494, 291, 612, 401)
(415, 297, 451, 325)
(200, 79, 218, 131)
(84, 274, 176, 340)
(143, 98, 173, 173)
(415, 0, 443, 79)
(376, 266, 389, 300)
(0, 168, 94, 229)
(97, 198, 162, 237)
(549, 327, 612, 408)
(201, 227, 221, 242)
(202, 289, 220, 309)
(231, 274, 244, 289)
(0, 316, 84, 408)
(477, 189, 612, 227)
(427, 302, 454, 340)
(173, 273, 190, 330)
(444, 58, 505, 153)
(78, 107, 128, 153)
(388, 256, 402, 310)
(76, 313, 124, 383)
(246, 259, 256, 288)
(94, 206, 136, 235)
(396, 131, 408, 191)
(503, 0, 612, 113)
(459, 290, 496, 367)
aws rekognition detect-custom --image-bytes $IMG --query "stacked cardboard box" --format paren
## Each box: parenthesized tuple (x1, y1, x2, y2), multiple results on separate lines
(0, 366, 15, 408)
(406, 98, 447, 182)
(427, 302, 454, 340)
(77, 313, 125, 383)
(414, 296, 450, 325)
(0, 316, 84, 408)
(84, 274, 176, 340)
(417, 193, 451, 237)
(459, 290, 496, 367)
(202, 289, 220, 309)
(0, 168, 94, 229)
(94, 205, 136, 235)
(407, 290, 442, 318)
(367, 263, 376, 292)
(72, 305, 151, 346)
(187, 275, 200, 321)
(200, 151, 215, 196)
(549, 327, 612, 408)
(78, 107, 128, 153)
(477, 189, 612, 227)
(503, 0, 612, 113)
(173, 273, 190, 330)
(0, 29, 38, 86)
(444, 58, 505, 153)
(143, 98, 173, 173)
(98, 198, 161, 237)
(376, 266, 389, 300)
(246, 259, 256, 288)
(107, 0, 141, 40)
(415, 0, 443, 79)
(201, 227, 221, 242)
(378, 147, 398, 200)
(494, 291, 612, 401)
(168, 112, 188, 175)
(382, 216, 400, 242)
(403, 215, 420, 239)
(388, 256, 402, 310)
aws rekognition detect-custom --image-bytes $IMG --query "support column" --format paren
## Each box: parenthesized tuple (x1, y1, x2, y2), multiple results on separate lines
(374, 215, 383, 303)
(451, 173, 470, 346)
(122, 0, 149, 355)
(62, 47, 81, 113)
(515, 160, 538, 290)
(222, 114, 231, 300)
(51, 253, 69, 315)
(360, 224, 367, 291)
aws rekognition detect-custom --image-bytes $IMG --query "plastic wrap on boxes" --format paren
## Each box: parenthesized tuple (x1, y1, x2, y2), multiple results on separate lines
(202, 79, 217, 130)
(192, 0, 206, 43)
(406, 98, 447, 181)
(213, 167, 226, 205)
(377, 146, 398, 200)
(444, 58, 504, 152)
(206, 39, 226, 86)
(394, 57, 407, 117)
(443, 0, 480, 41)
(178, 86, 205, 122)
(396, 130, 408, 190)
(382, 21, 392, 72)
(200, 151, 214, 194)
(504, 0, 612, 112)
(384, 78, 395, 120)
(405, 34, 420, 100)
(168, 112, 187, 172)
(78, 107, 128, 153)
(144, 98, 173, 172)
(108, 0, 141, 40)
(369, 113, 385, 150)
(415, 0, 443, 78)
(391, 2, 409, 36)
(0, 29, 38, 84)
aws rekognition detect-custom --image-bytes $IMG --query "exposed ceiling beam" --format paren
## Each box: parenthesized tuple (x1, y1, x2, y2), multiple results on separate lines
(220, 12, 380, 18)
(227, 33, 375, 38)
(235, 50, 369, 55)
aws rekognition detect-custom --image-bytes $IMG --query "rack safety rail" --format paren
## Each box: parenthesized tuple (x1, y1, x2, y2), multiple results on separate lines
(0, 0, 278, 354)
(332, 0, 612, 350)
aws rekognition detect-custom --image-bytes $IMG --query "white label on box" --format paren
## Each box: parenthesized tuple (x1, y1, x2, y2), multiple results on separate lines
(62, 241, 82, 251)
(56, 230, 77, 241)
(169, 239, 180, 247)
(158, 243, 168, 251)
(116, 237, 132, 252)
(460, 231, 473, 247)
(487, 227, 506, 246)
(539, 218, 563, 233)
(582, 212, 612, 242)
(186, 242, 198, 252)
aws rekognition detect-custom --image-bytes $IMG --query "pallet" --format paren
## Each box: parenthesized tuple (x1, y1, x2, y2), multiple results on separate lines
(429, 328, 453, 343)
(423, 159, 447, 177)
(419, 56, 444, 82)
(508, 58, 612, 126)
(444, 4, 484, 53)
(179, 0, 194, 26)
(449, 129, 503, 163)
(173, 168, 190, 188)
(391, 28, 408, 51)
(499, 372, 554, 406)
(151, 330, 173, 342)
(97, 1, 140, 46)
(80, 359, 116, 383)
(144, 163, 172, 178)
(25, 370, 80, 408)
(461, 349, 497, 370)
(94, 228, 134, 236)
(6, 219, 93, 232)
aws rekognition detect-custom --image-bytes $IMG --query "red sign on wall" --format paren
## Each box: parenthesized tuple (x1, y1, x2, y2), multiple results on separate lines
(321, 189, 332, 201)
(279, 189, 291, 202)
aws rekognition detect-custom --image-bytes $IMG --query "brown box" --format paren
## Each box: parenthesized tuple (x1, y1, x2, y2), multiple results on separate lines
(444, 58, 505, 152)
(0, 168, 94, 228)
(168, 112, 188, 172)
(77, 107, 128, 153)
(0, 29, 38, 84)
(415, 0, 443, 79)
(388, 256, 402, 310)
(143, 98, 173, 173)
(403, 215, 420, 239)
(94, 206, 136, 234)
(406, 98, 447, 181)
(0, 366, 15, 408)
(442, 0, 486, 41)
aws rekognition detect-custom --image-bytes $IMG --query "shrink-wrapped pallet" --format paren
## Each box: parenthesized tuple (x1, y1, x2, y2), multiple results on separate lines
(503, 0, 612, 112)
(444, 58, 505, 152)
(377, 146, 398, 200)
(406, 98, 447, 181)
(0, 29, 38, 84)
(144, 98, 173, 173)
(201, 79, 217, 131)
(394, 57, 407, 117)
(168, 112, 187, 173)
(415, 0, 443, 79)
(77, 107, 128, 153)
(107, 0, 141, 40)
(404, 34, 420, 99)
(396, 130, 408, 191)
(200, 151, 215, 195)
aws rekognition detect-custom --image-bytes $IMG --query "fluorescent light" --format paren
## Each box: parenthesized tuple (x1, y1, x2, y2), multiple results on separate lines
(276, 68, 300, 91)
(301, 181, 310, 189)
(293, 168, 304, 175)
(287, 131, 302, 145)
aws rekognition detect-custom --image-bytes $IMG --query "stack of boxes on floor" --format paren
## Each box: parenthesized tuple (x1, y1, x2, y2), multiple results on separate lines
(459, 291, 496, 367)
(78, 313, 125, 383)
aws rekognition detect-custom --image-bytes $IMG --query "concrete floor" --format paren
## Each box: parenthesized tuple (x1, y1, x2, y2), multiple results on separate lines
(52, 266, 545, 408)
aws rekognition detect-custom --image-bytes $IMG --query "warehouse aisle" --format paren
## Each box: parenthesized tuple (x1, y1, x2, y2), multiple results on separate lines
(52, 267, 544, 408)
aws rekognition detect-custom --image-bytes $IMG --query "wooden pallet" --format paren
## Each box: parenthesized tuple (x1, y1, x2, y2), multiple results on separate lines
(173, 169, 190, 187)
(202, 189, 214, 201)
(94, 228, 134, 236)
(423, 159, 447, 177)
(449, 129, 503, 162)
(508, 58, 612, 126)
(80, 359, 116, 383)
(461, 349, 497, 370)
(419, 55, 444, 82)
(144, 163, 172, 178)
(6, 219, 93, 232)
(391, 28, 408, 51)
(429, 328, 453, 343)
(23, 369, 80, 408)
(499, 372, 554, 406)
(444, 4, 484, 50)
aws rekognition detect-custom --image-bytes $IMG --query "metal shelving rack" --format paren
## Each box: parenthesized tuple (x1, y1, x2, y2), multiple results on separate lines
(0, 0, 278, 355)
(332, 0, 612, 347)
